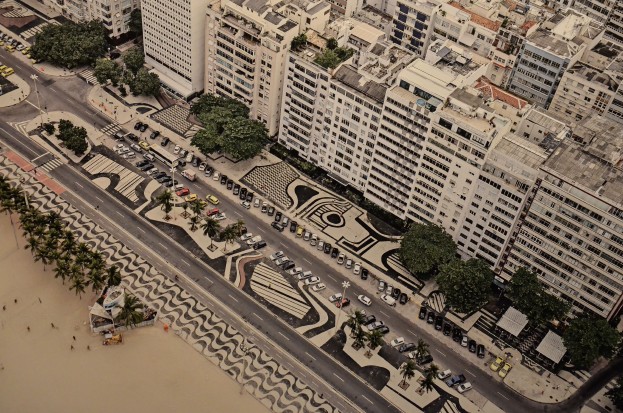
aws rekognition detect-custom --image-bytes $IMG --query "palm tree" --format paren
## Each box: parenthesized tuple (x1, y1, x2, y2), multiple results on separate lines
(155, 190, 174, 220)
(87, 252, 106, 293)
(347, 309, 367, 337)
(221, 225, 236, 251)
(233, 219, 245, 236)
(105, 265, 122, 287)
(419, 364, 438, 393)
(24, 235, 41, 258)
(352, 325, 368, 350)
(68, 269, 87, 298)
(201, 217, 221, 249)
(54, 257, 72, 284)
(181, 202, 189, 218)
(190, 199, 205, 217)
(415, 338, 429, 361)
(118, 293, 144, 328)
(400, 360, 417, 388)
(188, 214, 201, 231)
(425, 363, 440, 380)
(60, 229, 77, 258)
(366, 329, 384, 356)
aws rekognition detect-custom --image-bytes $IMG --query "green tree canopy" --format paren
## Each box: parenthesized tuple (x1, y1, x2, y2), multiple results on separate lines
(221, 117, 267, 160)
(563, 317, 620, 369)
(123, 47, 145, 74)
(30, 21, 108, 68)
(606, 377, 623, 410)
(191, 94, 249, 118)
(291, 33, 307, 51)
(326, 38, 338, 50)
(438, 258, 493, 314)
(94, 58, 123, 86)
(399, 223, 456, 279)
(129, 68, 161, 96)
(129, 9, 142, 34)
(314, 47, 353, 69)
(506, 268, 570, 325)
(57, 121, 88, 155)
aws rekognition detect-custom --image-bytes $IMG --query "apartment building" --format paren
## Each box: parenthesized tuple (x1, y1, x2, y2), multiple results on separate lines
(389, 0, 441, 56)
(503, 115, 623, 320)
(508, 11, 602, 108)
(142, 0, 210, 99)
(279, 22, 413, 191)
(364, 41, 489, 220)
(41, 0, 139, 38)
(205, 0, 330, 136)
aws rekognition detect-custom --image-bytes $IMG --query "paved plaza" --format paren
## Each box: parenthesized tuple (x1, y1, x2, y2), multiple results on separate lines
(82, 153, 144, 203)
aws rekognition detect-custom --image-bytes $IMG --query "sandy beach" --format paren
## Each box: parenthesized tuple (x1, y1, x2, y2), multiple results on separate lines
(0, 212, 271, 413)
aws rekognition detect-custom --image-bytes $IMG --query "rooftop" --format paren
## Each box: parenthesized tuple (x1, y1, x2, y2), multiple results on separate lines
(496, 307, 529, 337)
(527, 29, 584, 57)
(448, 1, 501, 32)
(544, 141, 623, 203)
(473, 76, 529, 110)
(573, 115, 623, 164)
(333, 65, 387, 103)
(535, 330, 567, 364)
(566, 63, 619, 91)
(493, 133, 549, 170)
(426, 41, 486, 76)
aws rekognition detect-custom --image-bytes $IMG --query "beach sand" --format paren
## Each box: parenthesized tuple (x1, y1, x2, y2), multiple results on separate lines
(0, 213, 271, 413)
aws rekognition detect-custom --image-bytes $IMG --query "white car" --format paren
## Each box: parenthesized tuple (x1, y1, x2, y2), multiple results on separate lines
(311, 283, 326, 292)
(381, 294, 397, 307)
(288, 267, 303, 276)
(240, 233, 253, 241)
(437, 369, 452, 380)
(270, 251, 284, 260)
(246, 235, 262, 246)
(364, 321, 384, 331)
(253, 198, 261, 208)
(329, 293, 343, 303)
(241, 201, 251, 209)
(303, 231, 311, 241)
(317, 240, 324, 251)
(304, 276, 321, 286)
(353, 262, 362, 275)
(457, 382, 472, 393)
(115, 143, 125, 150)
(337, 253, 345, 265)
(390, 337, 405, 347)
(116, 146, 129, 154)
(122, 152, 135, 159)
(407, 351, 418, 360)
(357, 295, 372, 307)
(213, 171, 220, 181)
(199, 162, 207, 171)
(214, 213, 226, 221)
(274, 256, 291, 266)
(310, 234, 318, 246)
(345, 258, 353, 269)
(173, 145, 181, 154)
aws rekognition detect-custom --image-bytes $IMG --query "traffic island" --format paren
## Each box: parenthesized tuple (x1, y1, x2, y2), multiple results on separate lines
(0, 72, 30, 108)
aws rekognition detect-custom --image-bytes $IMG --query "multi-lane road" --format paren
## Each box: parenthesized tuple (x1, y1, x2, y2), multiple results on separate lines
(0, 46, 597, 413)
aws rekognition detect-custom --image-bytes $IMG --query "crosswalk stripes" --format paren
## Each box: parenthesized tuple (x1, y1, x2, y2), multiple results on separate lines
(79, 69, 99, 85)
(82, 154, 143, 203)
(8, 120, 30, 137)
(250, 263, 310, 319)
(100, 123, 122, 136)
(37, 158, 62, 172)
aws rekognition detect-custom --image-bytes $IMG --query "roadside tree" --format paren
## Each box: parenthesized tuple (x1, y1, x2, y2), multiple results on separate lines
(129, 9, 142, 35)
(437, 258, 493, 314)
(201, 217, 221, 249)
(399, 360, 417, 388)
(365, 329, 384, 356)
(563, 317, 620, 369)
(94, 58, 123, 86)
(123, 47, 145, 74)
(129, 68, 161, 96)
(399, 223, 456, 279)
(155, 190, 174, 220)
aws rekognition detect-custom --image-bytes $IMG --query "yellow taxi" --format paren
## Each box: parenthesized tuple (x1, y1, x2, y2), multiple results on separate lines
(138, 140, 150, 151)
(0, 65, 7, 72)
(5, 45, 15, 52)
(206, 195, 219, 205)
(296, 226, 304, 237)
(184, 194, 198, 203)
(21, 47, 31, 55)
(0, 41, 4, 46)
(498, 363, 512, 378)
(490, 356, 504, 372)
(2, 68, 14, 77)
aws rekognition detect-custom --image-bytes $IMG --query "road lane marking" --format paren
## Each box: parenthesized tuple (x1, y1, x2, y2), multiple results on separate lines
(466, 369, 476, 377)
(278, 332, 289, 340)
(31, 152, 49, 162)
(137, 227, 145, 234)
(115, 211, 124, 217)
(303, 258, 312, 264)
(228, 294, 239, 302)
(407, 329, 416, 335)
(280, 242, 286, 248)
(95, 196, 104, 203)
(326, 274, 337, 281)
(435, 349, 446, 357)
(333, 373, 344, 382)
(181, 259, 191, 266)
(497, 392, 509, 400)
(74, 182, 83, 189)
(257, 227, 266, 234)
(305, 352, 316, 360)
(379, 310, 389, 317)
(158, 242, 166, 248)
(361, 395, 374, 404)
(253, 313, 263, 321)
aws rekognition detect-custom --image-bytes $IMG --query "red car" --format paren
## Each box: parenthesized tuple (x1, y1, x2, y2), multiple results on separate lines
(206, 208, 220, 216)
(176, 187, 190, 197)
(335, 298, 351, 309)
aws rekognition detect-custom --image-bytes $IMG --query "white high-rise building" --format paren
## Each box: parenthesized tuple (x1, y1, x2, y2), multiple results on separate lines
(142, 0, 211, 99)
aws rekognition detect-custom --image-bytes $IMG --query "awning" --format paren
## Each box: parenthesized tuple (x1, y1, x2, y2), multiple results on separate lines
(535, 330, 567, 364)
(496, 306, 528, 337)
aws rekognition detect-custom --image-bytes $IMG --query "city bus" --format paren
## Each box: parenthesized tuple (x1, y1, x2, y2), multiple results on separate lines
(149, 145, 181, 167)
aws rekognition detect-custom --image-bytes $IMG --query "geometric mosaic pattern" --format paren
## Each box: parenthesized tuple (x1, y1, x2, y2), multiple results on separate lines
(242, 162, 299, 209)
(251, 263, 310, 319)
(83, 154, 143, 202)
(151, 105, 193, 137)
(0, 155, 336, 413)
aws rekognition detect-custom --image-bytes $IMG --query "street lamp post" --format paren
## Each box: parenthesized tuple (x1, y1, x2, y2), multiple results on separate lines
(334, 281, 350, 334)
(30, 74, 44, 128)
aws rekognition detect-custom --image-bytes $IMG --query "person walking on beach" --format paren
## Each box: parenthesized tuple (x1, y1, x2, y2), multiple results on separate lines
(27, 326, 30, 332)
(73, 336, 76, 341)
(50, 322, 55, 328)
(70, 345, 74, 351)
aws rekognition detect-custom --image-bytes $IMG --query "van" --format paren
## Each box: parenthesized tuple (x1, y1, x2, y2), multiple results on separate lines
(281, 217, 289, 228)
(144, 153, 155, 162)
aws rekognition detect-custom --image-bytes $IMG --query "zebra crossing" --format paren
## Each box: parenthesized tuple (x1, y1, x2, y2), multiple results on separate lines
(82, 154, 143, 203)
(79, 69, 99, 85)
(36, 158, 62, 172)
(440, 400, 461, 413)
(250, 263, 310, 319)
(101, 122, 122, 136)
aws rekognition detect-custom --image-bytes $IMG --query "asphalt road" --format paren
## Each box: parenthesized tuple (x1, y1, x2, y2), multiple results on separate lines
(0, 47, 601, 413)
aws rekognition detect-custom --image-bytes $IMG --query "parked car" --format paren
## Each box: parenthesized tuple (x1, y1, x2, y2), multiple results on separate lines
(149, 131, 160, 139)
(296, 271, 313, 280)
(310, 234, 318, 246)
(443, 323, 452, 336)
(357, 295, 372, 306)
(361, 268, 369, 280)
(427, 312, 435, 324)
(477, 344, 486, 359)
(390, 337, 405, 347)
(240, 233, 254, 242)
(452, 327, 463, 342)
(381, 294, 396, 307)
(490, 356, 504, 372)
(499, 363, 512, 378)
(377, 325, 390, 335)
(335, 298, 350, 309)
(461, 336, 468, 347)
(445, 374, 467, 387)
(270, 251, 284, 260)
(331, 247, 339, 258)
(345, 258, 353, 269)
(391, 287, 401, 299)
(434, 315, 444, 330)
(253, 198, 261, 208)
(246, 235, 262, 246)
(241, 201, 251, 209)
(417, 354, 433, 365)
(311, 283, 326, 292)
(304, 276, 321, 286)
(246, 192, 254, 202)
(192, 157, 200, 168)
(419, 307, 427, 320)
(457, 382, 473, 393)
(274, 257, 290, 266)
(274, 211, 282, 222)
(317, 240, 324, 251)
(379, 280, 387, 292)
(289, 221, 297, 232)
(468, 340, 477, 353)
(139, 123, 148, 132)
(161, 137, 170, 146)
(328, 293, 343, 303)
(323, 243, 331, 254)
(362, 315, 376, 326)
(337, 253, 345, 265)
(303, 231, 311, 241)
(239, 187, 247, 200)
(135, 160, 150, 168)
(267, 206, 275, 216)
(437, 370, 452, 380)
(233, 183, 239, 194)
(399, 293, 408, 305)
(288, 267, 303, 276)
(353, 263, 362, 275)
(271, 222, 284, 232)
(398, 343, 416, 353)
(134, 121, 143, 130)
(173, 145, 181, 154)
